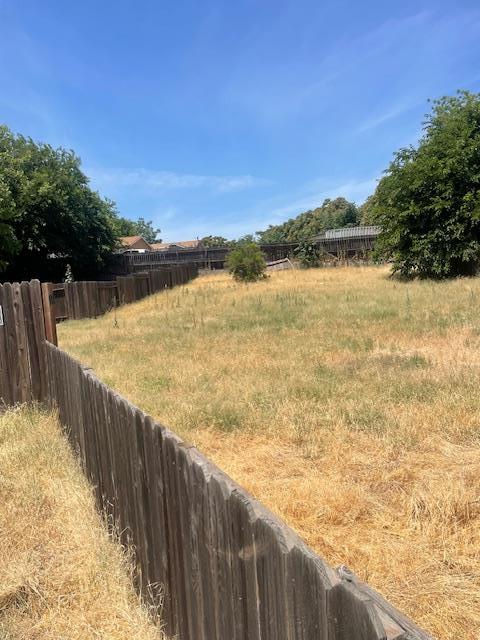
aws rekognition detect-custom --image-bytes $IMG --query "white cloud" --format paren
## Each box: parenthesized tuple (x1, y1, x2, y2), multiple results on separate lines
(87, 167, 270, 195)
(355, 103, 416, 134)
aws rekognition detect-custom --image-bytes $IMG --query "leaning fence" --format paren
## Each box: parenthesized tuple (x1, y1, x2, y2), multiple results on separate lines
(37, 264, 197, 344)
(0, 279, 433, 640)
(42, 264, 198, 325)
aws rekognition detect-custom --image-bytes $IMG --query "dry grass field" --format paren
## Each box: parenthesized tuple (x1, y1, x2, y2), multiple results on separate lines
(0, 406, 162, 640)
(59, 265, 480, 640)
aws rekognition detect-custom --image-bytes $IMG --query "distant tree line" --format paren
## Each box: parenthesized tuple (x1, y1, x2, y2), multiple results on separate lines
(200, 198, 361, 249)
(200, 234, 259, 248)
(256, 197, 360, 244)
(200, 235, 232, 248)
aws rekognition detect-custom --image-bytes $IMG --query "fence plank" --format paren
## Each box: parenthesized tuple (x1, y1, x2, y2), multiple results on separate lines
(161, 431, 189, 638)
(0, 284, 12, 405)
(328, 581, 386, 640)
(41, 283, 58, 345)
(20, 281, 40, 401)
(143, 418, 173, 628)
(14, 282, 31, 402)
(129, 408, 150, 595)
(3, 283, 21, 402)
(39, 341, 433, 640)
(28, 280, 48, 402)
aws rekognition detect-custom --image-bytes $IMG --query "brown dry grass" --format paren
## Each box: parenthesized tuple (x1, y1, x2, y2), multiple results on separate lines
(0, 405, 163, 640)
(59, 265, 480, 639)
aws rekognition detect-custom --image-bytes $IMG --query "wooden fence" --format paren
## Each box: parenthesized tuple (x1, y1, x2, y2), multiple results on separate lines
(0, 280, 48, 405)
(120, 233, 380, 272)
(42, 264, 198, 327)
(0, 280, 433, 640)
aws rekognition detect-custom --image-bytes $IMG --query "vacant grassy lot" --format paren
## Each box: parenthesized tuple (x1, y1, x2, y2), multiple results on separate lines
(59, 265, 480, 639)
(0, 406, 162, 640)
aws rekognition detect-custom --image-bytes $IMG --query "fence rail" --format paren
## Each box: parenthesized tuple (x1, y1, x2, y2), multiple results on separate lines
(0, 279, 433, 640)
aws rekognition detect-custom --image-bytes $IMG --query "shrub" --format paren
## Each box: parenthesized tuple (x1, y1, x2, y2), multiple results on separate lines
(226, 243, 266, 282)
(294, 240, 321, 268)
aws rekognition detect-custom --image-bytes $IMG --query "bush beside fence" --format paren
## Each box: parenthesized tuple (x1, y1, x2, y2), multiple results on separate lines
(0, 279, 433, 640)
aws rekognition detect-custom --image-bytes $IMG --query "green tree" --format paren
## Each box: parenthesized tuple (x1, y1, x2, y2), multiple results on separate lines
(111, 215, 161, 243)
(358, 194, 380, 225)
(294, 239, 321, 268)
(256, 224, 286, 244)
(0, 174, 20, 270)
(234, 233, 258, 246)
(201, 235, 231, 247)
(226, 242, 266, 282)
(257, 197, 360, 244)
(0, 125, 117, 279)
(131, 217, 161, 243)
(373, 91, 480, 278)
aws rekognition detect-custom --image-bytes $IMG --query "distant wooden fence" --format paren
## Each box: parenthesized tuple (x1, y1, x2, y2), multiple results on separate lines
(41, 264, 197, 340)
(0, 280, 433, 640)
(119, 233, 381, 272)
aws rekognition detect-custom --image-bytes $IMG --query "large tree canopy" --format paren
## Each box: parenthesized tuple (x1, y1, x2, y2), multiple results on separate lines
(112, 216, 161, 243)
(257, 197, 360, 244)
(0, 126, 118, 280)
(358, 194, 379, 226)
(200, 235, 231, 247)
(372, 91, 480, 278)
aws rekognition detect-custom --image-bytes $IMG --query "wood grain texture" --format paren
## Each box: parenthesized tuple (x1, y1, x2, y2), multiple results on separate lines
(44, 265, 197, 322)
(0, 284, 12, 405)
(0, 279, 433, 640)
(40, 341, 433, 640)
(41, 282, 58, 345)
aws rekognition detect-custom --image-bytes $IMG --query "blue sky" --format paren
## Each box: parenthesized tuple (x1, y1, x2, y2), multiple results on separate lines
(1, 1, 480, 241)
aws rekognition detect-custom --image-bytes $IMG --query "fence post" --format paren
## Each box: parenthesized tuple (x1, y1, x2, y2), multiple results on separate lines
(41, 282, 58, 345)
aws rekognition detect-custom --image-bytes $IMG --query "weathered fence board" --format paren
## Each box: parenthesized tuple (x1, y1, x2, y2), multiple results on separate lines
(42, 284, 56, 344)
(45, 264, 198, 324)
(0, 279, 433, 639)
(42, 341, 432, 640)
(0, 279, 47, 405)
(0, 283, 12, 404)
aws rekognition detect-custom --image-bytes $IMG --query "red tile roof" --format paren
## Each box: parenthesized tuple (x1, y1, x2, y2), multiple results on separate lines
(150, 240, 201, 251)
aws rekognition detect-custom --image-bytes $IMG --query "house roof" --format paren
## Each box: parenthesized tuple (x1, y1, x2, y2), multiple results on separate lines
(117, 236, 153, 252)
(174, 239, 201, 248)
(150, 242, 170, 250)
(119, 235, 144, 247)
(150, 239, 201, 251)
